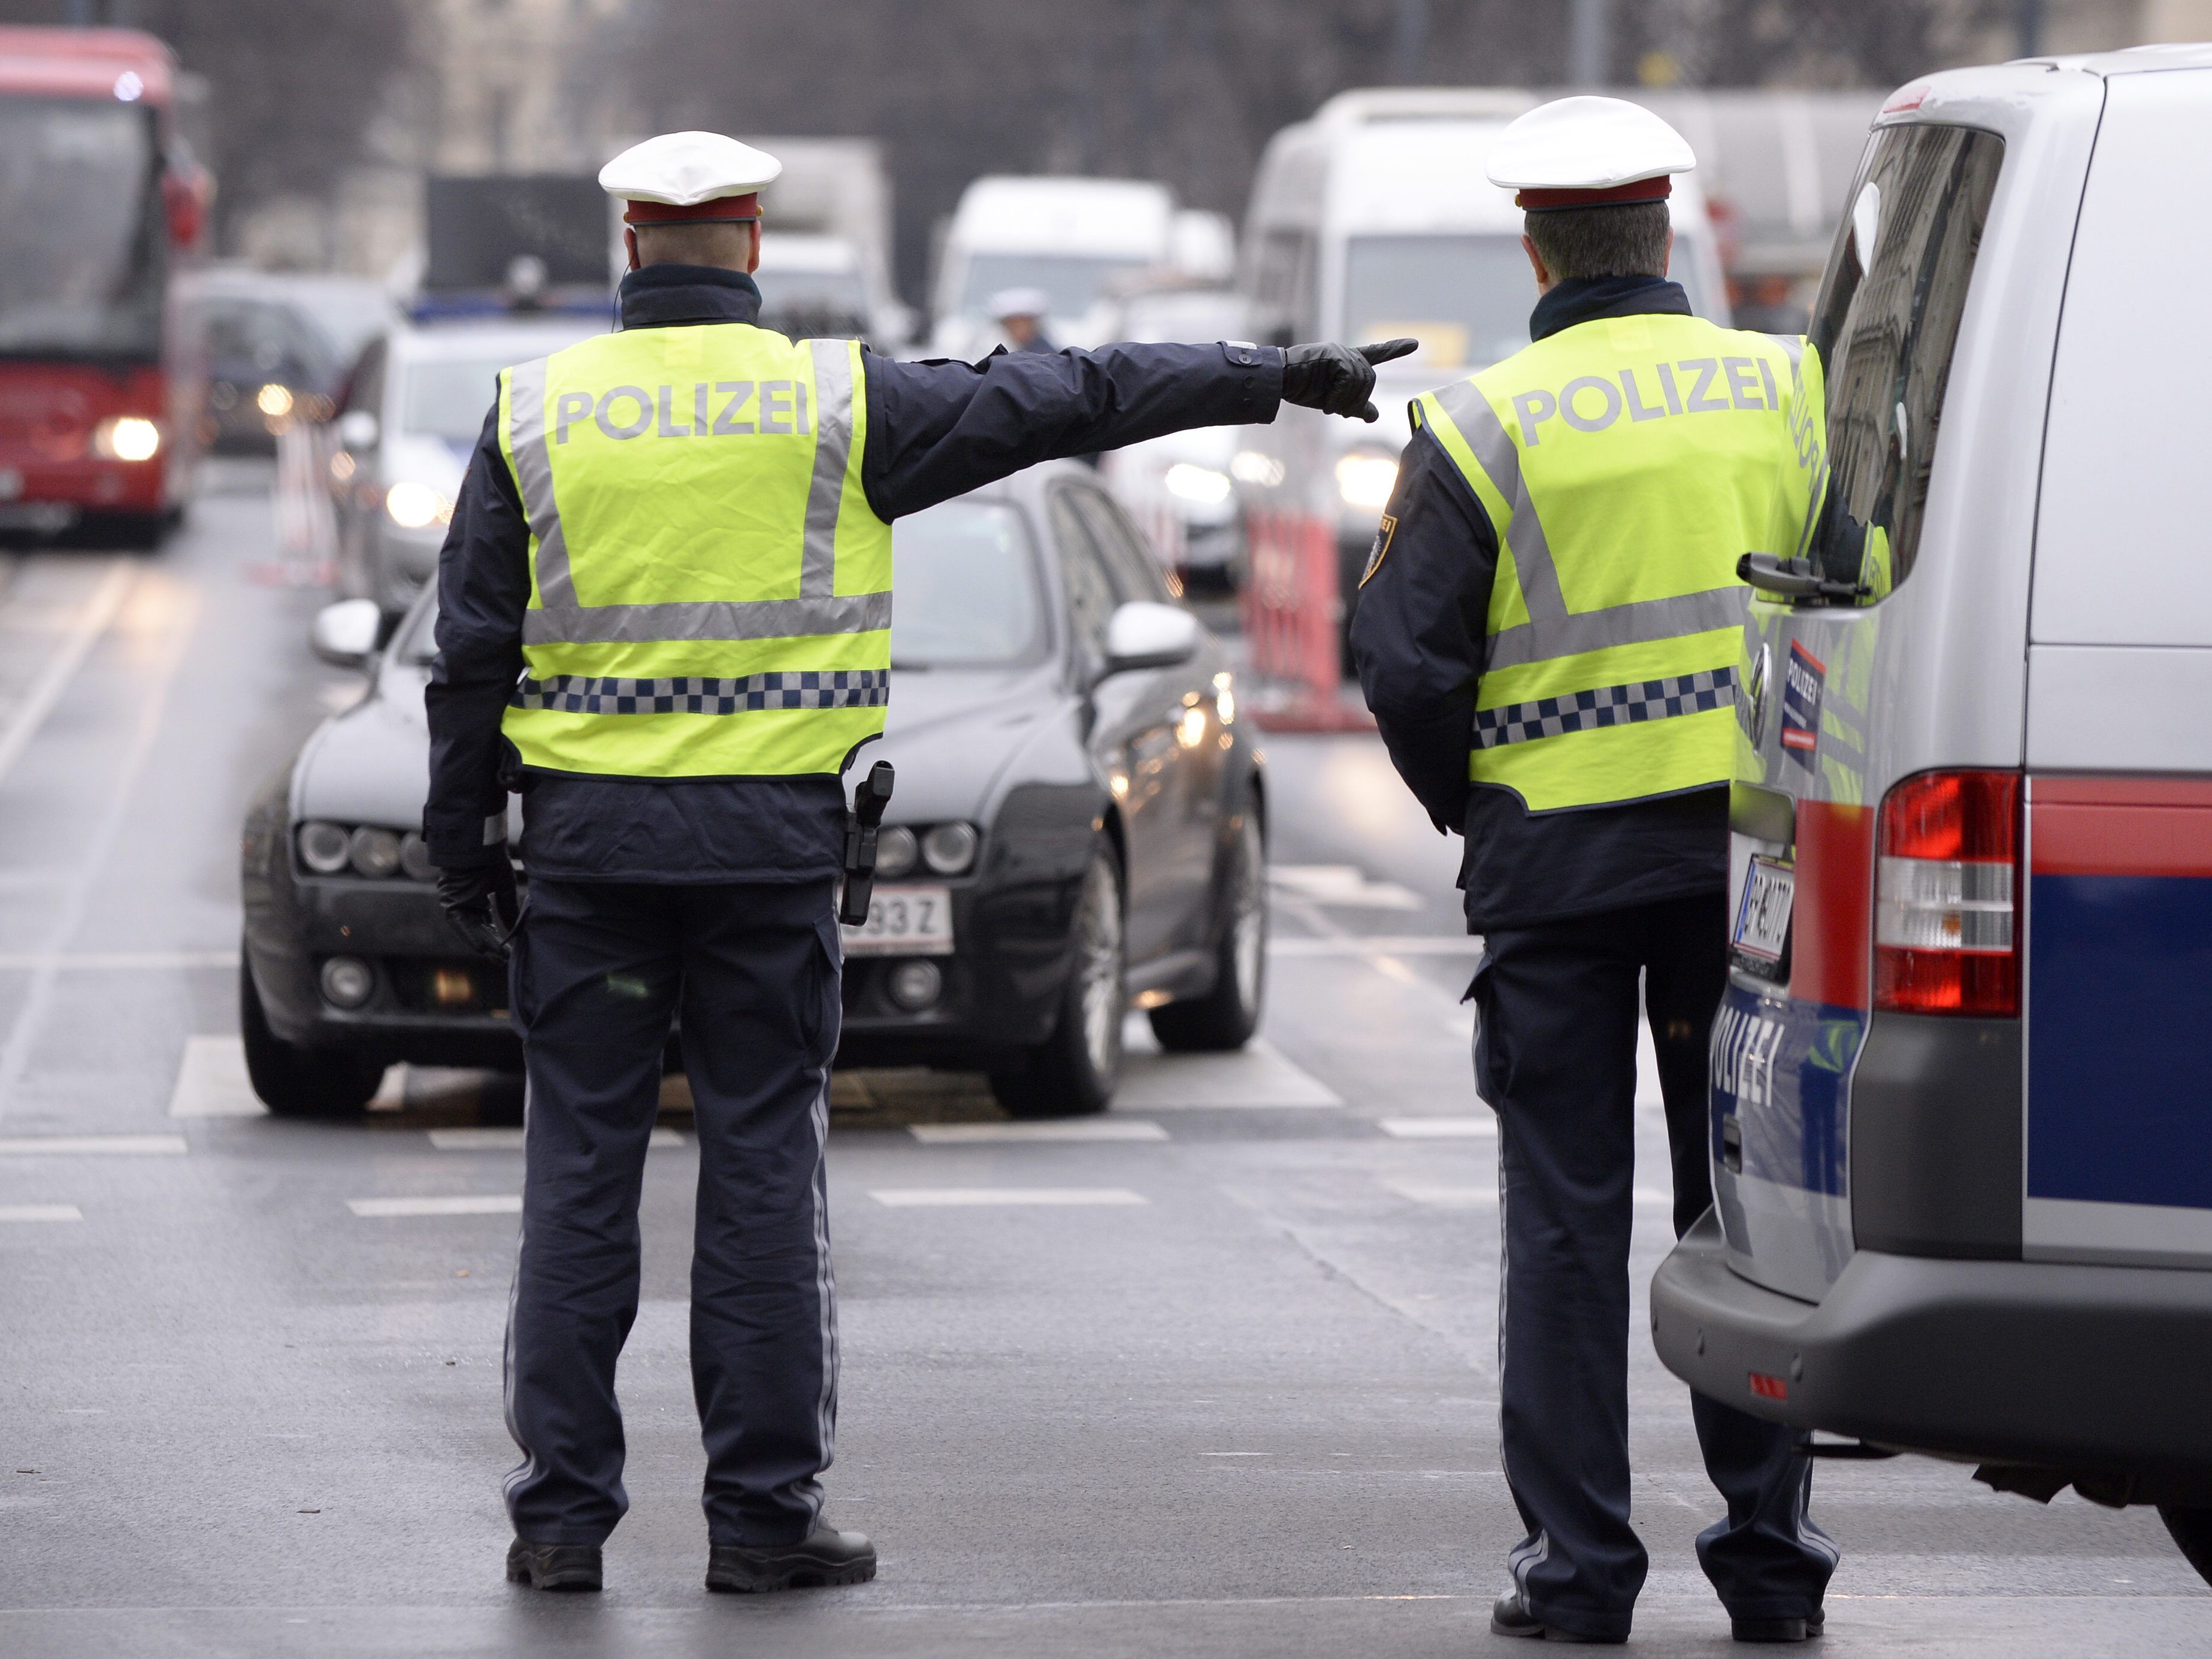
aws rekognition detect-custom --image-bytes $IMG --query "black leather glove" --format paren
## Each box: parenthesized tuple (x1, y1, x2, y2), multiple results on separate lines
(1279, 338, 1421, 422)
(436, 856, 521, 962)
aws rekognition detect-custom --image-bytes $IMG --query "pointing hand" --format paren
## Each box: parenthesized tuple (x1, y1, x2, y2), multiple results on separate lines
(1280, 338, 1421, 422)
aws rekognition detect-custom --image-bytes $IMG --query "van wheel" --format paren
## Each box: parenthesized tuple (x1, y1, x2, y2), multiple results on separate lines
(240, 956, 383, 1117)
(2160, 1507, 2212, 1587)
(989, 846, 1124, 1118)
(1150, 808, 1265, 1052)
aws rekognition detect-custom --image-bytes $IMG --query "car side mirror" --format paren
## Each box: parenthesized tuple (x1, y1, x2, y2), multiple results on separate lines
(1100, 601, 1200, 679)
(310, 598, 383, 670)
(336, 409, 380, 451)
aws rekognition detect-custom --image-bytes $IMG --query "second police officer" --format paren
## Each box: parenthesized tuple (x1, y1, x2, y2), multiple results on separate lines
(422, 131, 1413, 1597)
(1349, 99, 1837, 1644)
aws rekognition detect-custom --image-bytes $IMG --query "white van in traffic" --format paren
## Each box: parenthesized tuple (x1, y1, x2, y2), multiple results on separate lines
(1229, 87, 1733, 662)
(1650, 46, 2212, 1585)
(928, 176, 1176, 357)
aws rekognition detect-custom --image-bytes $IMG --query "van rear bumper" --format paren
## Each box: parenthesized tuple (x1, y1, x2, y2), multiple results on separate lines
(1652, 1208, 2212, 1480)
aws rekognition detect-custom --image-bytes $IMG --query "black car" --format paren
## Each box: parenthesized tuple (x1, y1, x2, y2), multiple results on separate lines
(184, 271, 392, 455)
(239, 461, 1268, 1118)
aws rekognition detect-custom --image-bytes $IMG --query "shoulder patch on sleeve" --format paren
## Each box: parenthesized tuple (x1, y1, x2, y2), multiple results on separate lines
(1358, 513, 1397, 588)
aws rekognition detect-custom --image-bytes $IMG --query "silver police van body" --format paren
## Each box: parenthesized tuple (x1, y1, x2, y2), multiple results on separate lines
(1650, 46, 2212, 1575)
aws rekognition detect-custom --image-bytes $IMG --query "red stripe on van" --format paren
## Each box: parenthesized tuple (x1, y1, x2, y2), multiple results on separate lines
(1791, 800, 1874, 1009)
(2032, 778, 2212, 879)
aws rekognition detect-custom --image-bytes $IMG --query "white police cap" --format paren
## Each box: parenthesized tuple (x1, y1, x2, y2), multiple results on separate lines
(598, 131, 782, 218)
(988, 287, 1051, 322)
(1485, 96, 1695, 211)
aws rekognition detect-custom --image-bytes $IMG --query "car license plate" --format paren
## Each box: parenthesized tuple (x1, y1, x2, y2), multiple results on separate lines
(842, 884, 954, 956)
(1731, 856, 1795, 976)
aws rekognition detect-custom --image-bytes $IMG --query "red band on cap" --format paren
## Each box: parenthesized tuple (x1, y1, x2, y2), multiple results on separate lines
(1514, 177, 1672, 211)
(623, 193, 761, 225)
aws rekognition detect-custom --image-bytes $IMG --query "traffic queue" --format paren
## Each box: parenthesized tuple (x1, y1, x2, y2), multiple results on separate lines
(4, 13, 2207, 1640)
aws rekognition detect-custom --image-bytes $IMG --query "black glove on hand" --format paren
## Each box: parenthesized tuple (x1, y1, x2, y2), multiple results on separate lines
(437, 856, 521, 962)
(1279, 338, 1421, 422)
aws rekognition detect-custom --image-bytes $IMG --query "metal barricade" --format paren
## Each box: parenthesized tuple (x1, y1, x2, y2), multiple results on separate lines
(1240, 507, 1373, 732)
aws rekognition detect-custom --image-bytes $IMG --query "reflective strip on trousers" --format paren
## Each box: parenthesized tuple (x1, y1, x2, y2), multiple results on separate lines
(507, 340, 870, 637)
(1430, 379, 1751, 671)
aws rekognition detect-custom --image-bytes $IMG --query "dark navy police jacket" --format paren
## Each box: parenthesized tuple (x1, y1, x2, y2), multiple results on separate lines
(1348, 275, 1732, 933)
(425, 265, 1281, 882)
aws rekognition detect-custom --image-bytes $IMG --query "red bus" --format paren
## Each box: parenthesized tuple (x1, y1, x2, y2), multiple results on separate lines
(0, 28, 209, 546)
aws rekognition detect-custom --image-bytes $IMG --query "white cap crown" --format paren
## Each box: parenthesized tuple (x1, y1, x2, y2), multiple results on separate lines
(598, 131, 783, 207)
(1484, 96, 1695, 192)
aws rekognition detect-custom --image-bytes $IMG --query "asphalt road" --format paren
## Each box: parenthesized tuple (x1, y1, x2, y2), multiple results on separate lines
(0, 472, 2204, 1657)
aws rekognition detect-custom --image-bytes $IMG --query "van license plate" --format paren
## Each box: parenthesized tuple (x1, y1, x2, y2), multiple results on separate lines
(1731, 857, 1794, 977)
(842, 884, 954, 956)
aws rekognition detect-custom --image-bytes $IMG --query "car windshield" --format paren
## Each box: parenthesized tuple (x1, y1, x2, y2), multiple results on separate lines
(0, 96, 161, 358)
(957, 253, 1148, 323)
(1343, 232, 1712, 371)
(891, 500, 1047, 669)
(754, 268, 867, 313)
(288, 284, 395, 368)
(399, 343, 586, 441)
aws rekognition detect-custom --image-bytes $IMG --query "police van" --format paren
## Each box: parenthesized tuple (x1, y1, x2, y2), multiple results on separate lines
(1649, 46, 2212, 1582)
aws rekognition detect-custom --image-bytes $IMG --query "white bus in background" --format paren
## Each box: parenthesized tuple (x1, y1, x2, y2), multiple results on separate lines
(1231, 87, 1732, 666)
(929, 176, 1232, 358)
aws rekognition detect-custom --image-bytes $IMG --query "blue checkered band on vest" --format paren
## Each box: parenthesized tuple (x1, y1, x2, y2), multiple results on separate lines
(1472, 667, 1737, 750)
(508, 668, 892, 716)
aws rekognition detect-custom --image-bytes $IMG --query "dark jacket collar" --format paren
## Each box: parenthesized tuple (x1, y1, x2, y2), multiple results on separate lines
(1529, 274, 1690, 343)
(617, 264, 762, 330)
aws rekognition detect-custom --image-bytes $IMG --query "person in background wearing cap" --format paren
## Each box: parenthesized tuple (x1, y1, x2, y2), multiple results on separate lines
(421, 130, 1414, 1599)
(985, 286, 1057, 354)
(1349, 97, 1836, 1644)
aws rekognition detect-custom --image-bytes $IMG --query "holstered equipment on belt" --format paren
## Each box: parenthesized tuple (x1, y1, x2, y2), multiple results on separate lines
(839, 760, 896, 927)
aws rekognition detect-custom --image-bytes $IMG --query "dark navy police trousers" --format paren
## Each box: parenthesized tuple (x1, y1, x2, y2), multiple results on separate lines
(1472, 890, 1836, 1640)
(502, 876, 842, 1548)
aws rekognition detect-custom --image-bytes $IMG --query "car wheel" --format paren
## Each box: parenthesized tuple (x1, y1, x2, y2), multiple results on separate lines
(989, 844, 1125, 1118)
(1149, 806, 1266, 1053)
(2160, 1507, 2212, 1587)
(239, 955, 383, 1117)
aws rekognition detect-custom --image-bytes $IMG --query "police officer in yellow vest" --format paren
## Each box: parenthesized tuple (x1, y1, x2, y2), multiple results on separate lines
(423, 131, 1410, 1597)
(1349, 100, 1836, 1644)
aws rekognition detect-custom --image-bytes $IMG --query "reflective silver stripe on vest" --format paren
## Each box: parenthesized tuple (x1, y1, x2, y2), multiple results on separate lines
(520, 590, 891, 646)
(801, 339, 853, 599)
(1474, 666, 1736, 749)
(506, 358, 577, 608)
(1432, 379, 1748, 672)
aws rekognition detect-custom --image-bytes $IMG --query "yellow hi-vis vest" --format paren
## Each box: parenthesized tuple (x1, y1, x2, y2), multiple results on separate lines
(495, 325, 891, 779)
(1414, 311, 1817, 813)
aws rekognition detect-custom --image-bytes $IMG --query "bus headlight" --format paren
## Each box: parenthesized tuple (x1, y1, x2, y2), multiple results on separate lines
(92, 416, 161, 462)
(385, 480, 454, 531)
(1335, 452, 1399, 510)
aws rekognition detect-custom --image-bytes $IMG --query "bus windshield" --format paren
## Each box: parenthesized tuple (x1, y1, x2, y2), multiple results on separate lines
(0, 97, 161, 358)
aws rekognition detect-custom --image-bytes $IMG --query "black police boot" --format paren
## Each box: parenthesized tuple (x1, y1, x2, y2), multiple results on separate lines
(1490, 1587, 1626, 1643)
(504, 1538, 602, 1591)
(705, 1524, 876, 1593)
(1732, 1609, 1825, 1642)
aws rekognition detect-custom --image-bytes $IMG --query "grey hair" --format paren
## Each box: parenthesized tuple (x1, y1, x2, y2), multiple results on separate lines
(1524, 201, 1671, 281)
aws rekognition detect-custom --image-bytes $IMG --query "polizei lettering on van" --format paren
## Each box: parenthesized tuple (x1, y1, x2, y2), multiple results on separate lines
(1511, 355, 1781, 444)
(554, 381, 813, 444)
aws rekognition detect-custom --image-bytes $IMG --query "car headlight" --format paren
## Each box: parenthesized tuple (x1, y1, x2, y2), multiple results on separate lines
(298, 821, 352, 874)
(874, 825, 917, 879)
(385, 479, 454, 531)
(92, 416, 161, 462)
(1335, 452, 1399, 511)
(921, 822, 979, 876)
(296, 821, 429, 880)
(256, 383, 294, 419)
(400, 831, 434, 882)
(349, 827, 402, 879)
(1164, 462, 1233, 505)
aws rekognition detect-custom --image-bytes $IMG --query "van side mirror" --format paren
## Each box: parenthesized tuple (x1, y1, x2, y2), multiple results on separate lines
(310, 598, 383, 670)
(1100, 601, 1200, 679)
(336, 409, 380, 451)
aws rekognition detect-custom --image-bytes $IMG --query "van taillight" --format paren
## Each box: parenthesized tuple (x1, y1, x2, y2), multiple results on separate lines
(1874, 770, 2021, 1017)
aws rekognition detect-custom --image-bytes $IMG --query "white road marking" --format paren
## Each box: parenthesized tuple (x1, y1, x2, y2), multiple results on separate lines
(1269, 936, 1479, 956)
(347, 1194, 522, 1217)
(0, 1203, 81, 1222)
(427, 1128, 685, 1151)
(869, 1188, 1149, 1207)
(1379, 1117, 1496, 1139)
(907, 1121, 1168, 1144)
(168, 1036, 265, 1118)
(0, 950, 238, 972)
(0, 1135, 186, 1156)
(1269, 864, 1425, 911)
(1384, 1180, 1496, 1207)
(0, 559, 131, 789)
(1116, 1038, 1340, 1110)
(1200, 1451, 1272, 1457)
